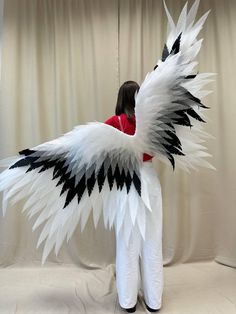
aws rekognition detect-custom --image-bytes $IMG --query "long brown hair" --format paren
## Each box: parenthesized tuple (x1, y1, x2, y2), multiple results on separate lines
(115, 81, 140, 119)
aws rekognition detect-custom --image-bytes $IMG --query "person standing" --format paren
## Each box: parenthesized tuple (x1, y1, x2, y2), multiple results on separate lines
(105, 81, 163, 313)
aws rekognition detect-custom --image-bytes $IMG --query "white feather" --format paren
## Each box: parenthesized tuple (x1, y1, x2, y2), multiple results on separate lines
(186, 0, 200, 28)
(128, 185, 139, 226)
(0, 0, 214, 264)
(90, 184, 103, 229)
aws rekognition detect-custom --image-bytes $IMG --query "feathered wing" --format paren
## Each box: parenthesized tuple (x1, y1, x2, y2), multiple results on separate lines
(0, 0, 214, 263)
(0, 123, 148, 263)
(134, 0, 215, 171)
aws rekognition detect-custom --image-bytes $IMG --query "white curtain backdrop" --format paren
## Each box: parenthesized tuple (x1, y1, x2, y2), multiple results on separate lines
(0, 0, 235, 270)
(0, 0, 4, 81)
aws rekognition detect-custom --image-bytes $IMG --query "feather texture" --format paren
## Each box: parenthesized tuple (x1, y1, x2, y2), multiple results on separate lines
(135, 0, 214, 171)
(0, 0, 214, 263)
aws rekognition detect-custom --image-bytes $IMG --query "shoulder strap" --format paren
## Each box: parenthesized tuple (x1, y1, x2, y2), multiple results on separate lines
(117, 115, 124, 132)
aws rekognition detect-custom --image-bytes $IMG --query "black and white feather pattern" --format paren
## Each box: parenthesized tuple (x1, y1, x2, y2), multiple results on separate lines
(0, 0, 214, 263)
(0, 123, 153, 263)
(134, 0, 215, 171)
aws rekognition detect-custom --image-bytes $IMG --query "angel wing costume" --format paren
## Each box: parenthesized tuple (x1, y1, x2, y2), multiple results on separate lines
(0, 0, 214, 311)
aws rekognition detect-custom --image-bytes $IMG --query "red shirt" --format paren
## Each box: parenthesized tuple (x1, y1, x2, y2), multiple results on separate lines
(104, 113, 153, 162)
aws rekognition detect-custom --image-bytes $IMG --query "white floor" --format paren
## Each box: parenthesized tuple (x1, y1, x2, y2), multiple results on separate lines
(0, 261, 235, 314)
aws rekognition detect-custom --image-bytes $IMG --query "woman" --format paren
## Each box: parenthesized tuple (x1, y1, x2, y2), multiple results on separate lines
(105, 81, 163, 313)
(0, 3, 212, 312)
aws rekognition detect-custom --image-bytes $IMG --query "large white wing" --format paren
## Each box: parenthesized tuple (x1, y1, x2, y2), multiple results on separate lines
(0, 0, 215, 263)
(0, 122, 148, 263)
(134, 0, 215, 171)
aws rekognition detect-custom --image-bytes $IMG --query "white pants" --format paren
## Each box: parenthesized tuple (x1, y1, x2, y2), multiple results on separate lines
(115, 162, 163, 309)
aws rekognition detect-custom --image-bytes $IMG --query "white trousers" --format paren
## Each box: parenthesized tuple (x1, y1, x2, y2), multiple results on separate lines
(115, 162, 163, 309)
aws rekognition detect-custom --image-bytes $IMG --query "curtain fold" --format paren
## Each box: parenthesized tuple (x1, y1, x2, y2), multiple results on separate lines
(0, 0, 118, 267)
(0, 0, 235, 268)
